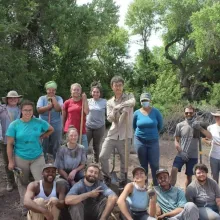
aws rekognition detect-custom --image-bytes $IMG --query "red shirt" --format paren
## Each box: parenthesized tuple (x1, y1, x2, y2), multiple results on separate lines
(63, 99, 86, 134)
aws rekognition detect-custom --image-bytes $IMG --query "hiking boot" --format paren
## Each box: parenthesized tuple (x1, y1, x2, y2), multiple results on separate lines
(6, 182, 14, 192)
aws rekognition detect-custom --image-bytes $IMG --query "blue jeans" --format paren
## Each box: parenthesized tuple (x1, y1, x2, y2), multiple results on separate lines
(81, 134, 88, 152)
(134, 136, 159, 185)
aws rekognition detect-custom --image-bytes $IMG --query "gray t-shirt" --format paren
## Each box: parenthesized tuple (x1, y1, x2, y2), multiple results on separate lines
(175, 120, 199, 158)
(186, 177, 220, 207)
(54, 144, 86, 173)
(67, 179, 116, 198)
(86, 98, 106, 129)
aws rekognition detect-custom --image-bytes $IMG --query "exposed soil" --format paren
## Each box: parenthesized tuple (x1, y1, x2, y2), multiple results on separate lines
(0, 138, 211, 220)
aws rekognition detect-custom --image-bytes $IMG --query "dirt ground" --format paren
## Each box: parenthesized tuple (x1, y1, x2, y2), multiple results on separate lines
(0, 138, 211, 220)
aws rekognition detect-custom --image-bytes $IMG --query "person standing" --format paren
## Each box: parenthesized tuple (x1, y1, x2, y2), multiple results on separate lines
(186, 163, 220, 220)
(0, 90, 22, 192)
(7, 100, 54, 213)
(37, 81, 63, 161)
(86, 82, 106, 163)
(24, 164, 66, 220)
(170, 105, 212, 188)
(133, 92, 163, 186)
(99, 76, 135, 186)
(63, 83, 89, 151)
(207, 110, 220, 183)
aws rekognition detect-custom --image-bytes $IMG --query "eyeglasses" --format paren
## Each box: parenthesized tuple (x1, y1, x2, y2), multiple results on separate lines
(185, 112, 193, 115)
(22, 109, 33, 113)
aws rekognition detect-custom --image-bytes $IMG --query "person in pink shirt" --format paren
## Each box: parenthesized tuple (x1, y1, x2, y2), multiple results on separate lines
(62, 83, 89, 151)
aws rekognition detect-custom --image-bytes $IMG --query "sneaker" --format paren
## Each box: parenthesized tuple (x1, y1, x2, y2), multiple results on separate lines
(6, 182, 13, 192)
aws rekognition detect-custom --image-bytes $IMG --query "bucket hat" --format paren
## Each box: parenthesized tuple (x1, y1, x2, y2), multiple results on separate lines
(2, 90, 23, 104)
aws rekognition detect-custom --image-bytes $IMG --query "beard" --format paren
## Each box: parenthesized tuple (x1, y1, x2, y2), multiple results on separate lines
(85, 175, 97, 183)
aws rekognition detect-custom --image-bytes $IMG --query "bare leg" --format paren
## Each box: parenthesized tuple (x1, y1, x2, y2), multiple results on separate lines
(170, 167, 178, 186)
(185, 175, 192, 188)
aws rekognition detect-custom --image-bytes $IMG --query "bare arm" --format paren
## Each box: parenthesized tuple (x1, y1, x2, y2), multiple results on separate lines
(117, 183, 133, 220)
(175, 136, 181, 152)
(37, 104, 53, 114)
(62, 109, 67, 130)
(55, 181, 66, 209)
(148, 194, 157, 217)
(58, 169, 69, 180)
(158, 207, 183, 219)
(100, 195, 118, 220)
(40, 125, 54, 139)
(51, 96, 62, 112)
(65, 186, 103, 205)
(7, 137, 15, 170)
(200, 128, 212, 139)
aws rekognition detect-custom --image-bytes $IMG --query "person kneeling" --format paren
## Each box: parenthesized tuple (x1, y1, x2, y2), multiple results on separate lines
(117, 166, 157, 220)
(65, 163, 118, 220)
(24, 164, 66, 220)
(155, 169, 199, 220)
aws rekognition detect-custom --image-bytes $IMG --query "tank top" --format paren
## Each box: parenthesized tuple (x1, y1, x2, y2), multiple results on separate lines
(35, 180, 57, 200)
(126, 183, 149, 212)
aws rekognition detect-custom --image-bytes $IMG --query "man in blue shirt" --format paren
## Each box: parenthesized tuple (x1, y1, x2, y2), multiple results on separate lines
(65, 163, 118, 220)
(37, 81, 63, 161)
(154, 169, 199, 220)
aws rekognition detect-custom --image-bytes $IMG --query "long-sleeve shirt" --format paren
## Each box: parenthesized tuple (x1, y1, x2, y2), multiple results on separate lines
(106, 93, 135, 140)
(133, 108, 163, 140)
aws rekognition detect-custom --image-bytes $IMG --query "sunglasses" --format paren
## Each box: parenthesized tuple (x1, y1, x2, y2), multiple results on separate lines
(185, 112, 194, 115)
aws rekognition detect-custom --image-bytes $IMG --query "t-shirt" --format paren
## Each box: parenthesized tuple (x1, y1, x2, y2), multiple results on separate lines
(37, 95, 63, 129)
(154, 185, 187, 213)
(63, 99, 86, 134)
(133, 108, 163, 140)
(67, 179, 116, 200)
(86, 98, 106, 129)
(54, 144, 86, 173)
(175, 120, 199, 158)
(208, 124, 220, 160)
(186, 177, 220, 207)
(6, 118, 50, 160)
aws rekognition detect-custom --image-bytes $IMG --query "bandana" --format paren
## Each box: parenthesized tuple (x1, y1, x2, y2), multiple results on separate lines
(45, 81, 57, 89)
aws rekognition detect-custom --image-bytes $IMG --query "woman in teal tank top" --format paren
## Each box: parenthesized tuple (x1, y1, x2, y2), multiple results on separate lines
(117, 167, 157, 220)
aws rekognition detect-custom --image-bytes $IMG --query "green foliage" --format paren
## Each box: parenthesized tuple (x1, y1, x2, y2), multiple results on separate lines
(190, 2, 220, 58)
(148, 70, 183, 116)
(208, 83, 220, 107)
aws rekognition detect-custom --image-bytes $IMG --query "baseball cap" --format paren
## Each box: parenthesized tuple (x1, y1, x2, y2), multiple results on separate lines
(156, 168, 169, 177)
(132, 166, 146, 176)
(42, 163, 57, 172)
(140, 93, 151, 102)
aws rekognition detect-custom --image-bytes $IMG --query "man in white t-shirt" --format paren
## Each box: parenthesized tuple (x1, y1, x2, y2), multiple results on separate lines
(207, 110, 220, 183)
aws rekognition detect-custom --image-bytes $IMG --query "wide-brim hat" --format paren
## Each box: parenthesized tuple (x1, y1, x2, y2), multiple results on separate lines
(2, 90, 23, 104)
(211, 110, 220, 117)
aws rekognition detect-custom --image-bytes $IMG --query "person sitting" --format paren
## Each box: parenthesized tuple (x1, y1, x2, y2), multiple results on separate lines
(24, 164, 66, 220)
(54, 126, 86, 187)
(186, 163, 220, 220)
(117, 166, 156, 220)
(65, 163, 118, 220)
(154, 168, 199, 220)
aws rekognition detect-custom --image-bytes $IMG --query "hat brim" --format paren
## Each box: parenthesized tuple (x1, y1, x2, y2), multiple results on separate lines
(211, 112, 220, 117)
(2, 96, 23, 104)
(140, 99, 150, 102)
(132, 167, 146, 176)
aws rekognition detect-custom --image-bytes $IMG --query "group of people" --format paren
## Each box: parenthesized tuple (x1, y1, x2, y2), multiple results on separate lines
(1, 75, 220, 219)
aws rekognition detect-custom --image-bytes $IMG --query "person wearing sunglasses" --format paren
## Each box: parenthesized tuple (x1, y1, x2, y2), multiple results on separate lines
(170, 105, 211, 189)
